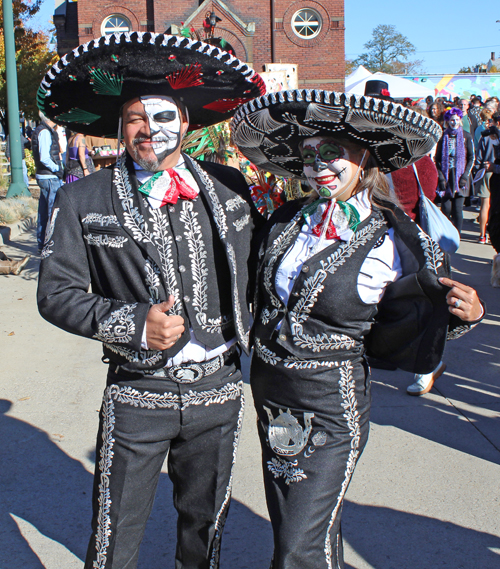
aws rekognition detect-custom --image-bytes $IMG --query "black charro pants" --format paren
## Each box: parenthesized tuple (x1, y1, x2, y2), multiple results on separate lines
(251, 355, 371, 569)
(85, 359, 244, 569)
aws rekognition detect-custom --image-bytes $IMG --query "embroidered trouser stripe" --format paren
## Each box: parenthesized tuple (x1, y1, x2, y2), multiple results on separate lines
(251, 356, 371, 569)
(85, 364, 244, 569)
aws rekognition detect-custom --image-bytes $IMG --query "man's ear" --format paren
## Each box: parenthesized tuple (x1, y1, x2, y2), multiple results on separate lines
(181, 120, 189, 138)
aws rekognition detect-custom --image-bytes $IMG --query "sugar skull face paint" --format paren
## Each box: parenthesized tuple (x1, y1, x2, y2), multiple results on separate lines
(447, 114, 462, 131)
(141, 96, 182, 161)
(301, 137, 366, 200)
(122, 96, 186, 171)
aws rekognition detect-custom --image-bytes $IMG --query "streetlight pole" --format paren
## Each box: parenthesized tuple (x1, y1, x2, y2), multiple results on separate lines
(3, 0, 30, 197)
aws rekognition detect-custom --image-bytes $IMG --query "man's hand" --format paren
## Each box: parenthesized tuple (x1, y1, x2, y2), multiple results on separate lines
(146, 295, 185, 350)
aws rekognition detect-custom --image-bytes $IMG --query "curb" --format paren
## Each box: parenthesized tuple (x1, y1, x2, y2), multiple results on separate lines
(0, 213, 37, 245)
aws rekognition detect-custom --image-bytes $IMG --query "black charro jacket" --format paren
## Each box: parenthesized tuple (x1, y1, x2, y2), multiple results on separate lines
(37, 152, 262, 373)
(251, 198, 481, 375)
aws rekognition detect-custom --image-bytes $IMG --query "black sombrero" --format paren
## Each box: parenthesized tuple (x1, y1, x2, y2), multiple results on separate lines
(231, 89, 442, 176)
(37, 32, 266, 137)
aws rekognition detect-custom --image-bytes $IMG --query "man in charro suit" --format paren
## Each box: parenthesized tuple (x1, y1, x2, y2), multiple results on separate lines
(36, 32, 265, 569)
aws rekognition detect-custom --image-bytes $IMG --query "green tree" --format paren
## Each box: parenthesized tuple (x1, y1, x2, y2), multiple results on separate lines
(353, 24, 422, 75)
(0, 0, 58, 130)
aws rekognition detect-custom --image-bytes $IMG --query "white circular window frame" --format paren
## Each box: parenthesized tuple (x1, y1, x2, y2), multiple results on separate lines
(101, 14, 132, 35)
(291, 8, 322, 39)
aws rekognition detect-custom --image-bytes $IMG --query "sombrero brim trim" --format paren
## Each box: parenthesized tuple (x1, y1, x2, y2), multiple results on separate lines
(38, 32, 266, 136)
(231, 89, 442, 176)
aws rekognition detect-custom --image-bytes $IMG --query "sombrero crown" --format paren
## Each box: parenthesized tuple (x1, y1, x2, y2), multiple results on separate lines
(37, 32, 266, 137)
(231, 89, 442, 176)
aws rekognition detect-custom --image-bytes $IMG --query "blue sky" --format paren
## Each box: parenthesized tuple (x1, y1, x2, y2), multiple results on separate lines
(30, 0, 500, 75)
(345, 0, 500, 75)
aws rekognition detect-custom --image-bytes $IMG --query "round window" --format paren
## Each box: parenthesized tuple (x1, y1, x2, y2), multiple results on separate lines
(291, 8, 322, 39)
(102, 15, 132, 35)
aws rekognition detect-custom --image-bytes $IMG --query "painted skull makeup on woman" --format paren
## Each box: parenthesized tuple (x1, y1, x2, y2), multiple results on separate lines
(447, 114, 462, 131)
(301, 136, 367, 200)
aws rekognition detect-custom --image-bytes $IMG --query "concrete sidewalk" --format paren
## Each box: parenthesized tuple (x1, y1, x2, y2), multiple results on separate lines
(0, 210, 499, 569)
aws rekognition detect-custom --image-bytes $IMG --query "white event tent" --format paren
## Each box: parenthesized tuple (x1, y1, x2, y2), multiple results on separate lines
(346, 68, 436, 99)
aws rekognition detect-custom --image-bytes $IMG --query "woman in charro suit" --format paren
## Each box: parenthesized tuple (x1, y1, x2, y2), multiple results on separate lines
(232, 83, 484, 569)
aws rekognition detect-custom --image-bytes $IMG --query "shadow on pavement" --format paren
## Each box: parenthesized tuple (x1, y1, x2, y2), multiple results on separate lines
(343, 500, 500, 569)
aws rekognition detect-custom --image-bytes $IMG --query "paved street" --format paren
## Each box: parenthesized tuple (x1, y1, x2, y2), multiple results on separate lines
(1, 209, 499, 569)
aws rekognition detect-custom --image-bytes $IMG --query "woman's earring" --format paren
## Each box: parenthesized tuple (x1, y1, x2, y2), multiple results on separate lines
(359, 169, 365, 181)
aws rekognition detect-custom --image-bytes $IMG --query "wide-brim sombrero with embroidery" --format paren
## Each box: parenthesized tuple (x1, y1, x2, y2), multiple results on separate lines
(231, 89, 442, 176)
(37, 32, 266, 137)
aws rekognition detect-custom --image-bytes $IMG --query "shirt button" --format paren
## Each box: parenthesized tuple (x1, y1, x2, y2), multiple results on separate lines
(183, 295, 190, 303)
(176, 235, 183, 241)
(279, 334, 287, 341)
(301, 265, 310, 273)
(169, 205, 175, 213)
(179, 265, 186, 273)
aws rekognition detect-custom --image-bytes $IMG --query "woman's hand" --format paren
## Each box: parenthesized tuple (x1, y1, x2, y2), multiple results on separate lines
(439, 277, 483, 322)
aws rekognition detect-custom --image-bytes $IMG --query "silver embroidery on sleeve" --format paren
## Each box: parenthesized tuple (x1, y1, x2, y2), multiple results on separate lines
(267, 457, 307, 485)
(104, 343, 163, 366)
(93, 304, 137, 344)
(41, 207, 60, 259)
(145, 258, 161, 303)
(227, 243, 250, 351)
(447, 323, 477, 340)
(324, 361, 361, 569)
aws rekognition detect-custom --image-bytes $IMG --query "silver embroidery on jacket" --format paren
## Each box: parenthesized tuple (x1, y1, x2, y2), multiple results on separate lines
(289, 218, 385, 351)
(233, 214, 250, 232)
(41, 207, 60, 259)
(145, 258, 161, 304)
(188, 156, 228, 238)
(447, 323, 476, 340)
(84, 234, 128, 248)
(93, 304, 137, 344)
(225, 195, 246, 211)
(180, 200, 224, 333)
(418, 229, 445, 274)
(82, 213, 120, 226)
(104, 343, 163, 366)
(227, 243, 250, 351)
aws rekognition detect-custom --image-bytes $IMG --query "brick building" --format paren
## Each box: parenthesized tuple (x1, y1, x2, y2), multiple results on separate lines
(53, 0, 345, 90)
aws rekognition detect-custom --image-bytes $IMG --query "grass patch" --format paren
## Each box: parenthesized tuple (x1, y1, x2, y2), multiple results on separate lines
(0, 196, 38, 224)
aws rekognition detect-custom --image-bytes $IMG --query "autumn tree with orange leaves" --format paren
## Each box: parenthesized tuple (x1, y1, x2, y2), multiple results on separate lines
(0, 0, 58, 131)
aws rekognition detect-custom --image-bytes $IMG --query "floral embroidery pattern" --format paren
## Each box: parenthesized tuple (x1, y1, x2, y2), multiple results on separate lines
(41, 207, 60, 259)
(115, 157, 149, 242)
(93, 387, 116, 569)
(289, 218, 385, 351)
(104, 343, 163, 366)
(109, 380, 244, 411)
(84, 234, 128, 248)
(233, 214, 250, 232)
(227, 244, 250, 351)
(225, 195, 246, 212)
(209, 388, 245, 569)
(267, 457, 307, 485)
(324, 361, 361, 568)
(180, 201, 224, 334)
(93, 304, 137, 344)
(188, 156, 228, 238)
(144, 258, 161, 304)
(260, 210, 303, 321)
(255, 338, 281, 365)
(447, 323, 476, 340)
(255, 339, 343, 369)
(82, 213, 120, 226)
(418, 229, 445, 275)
